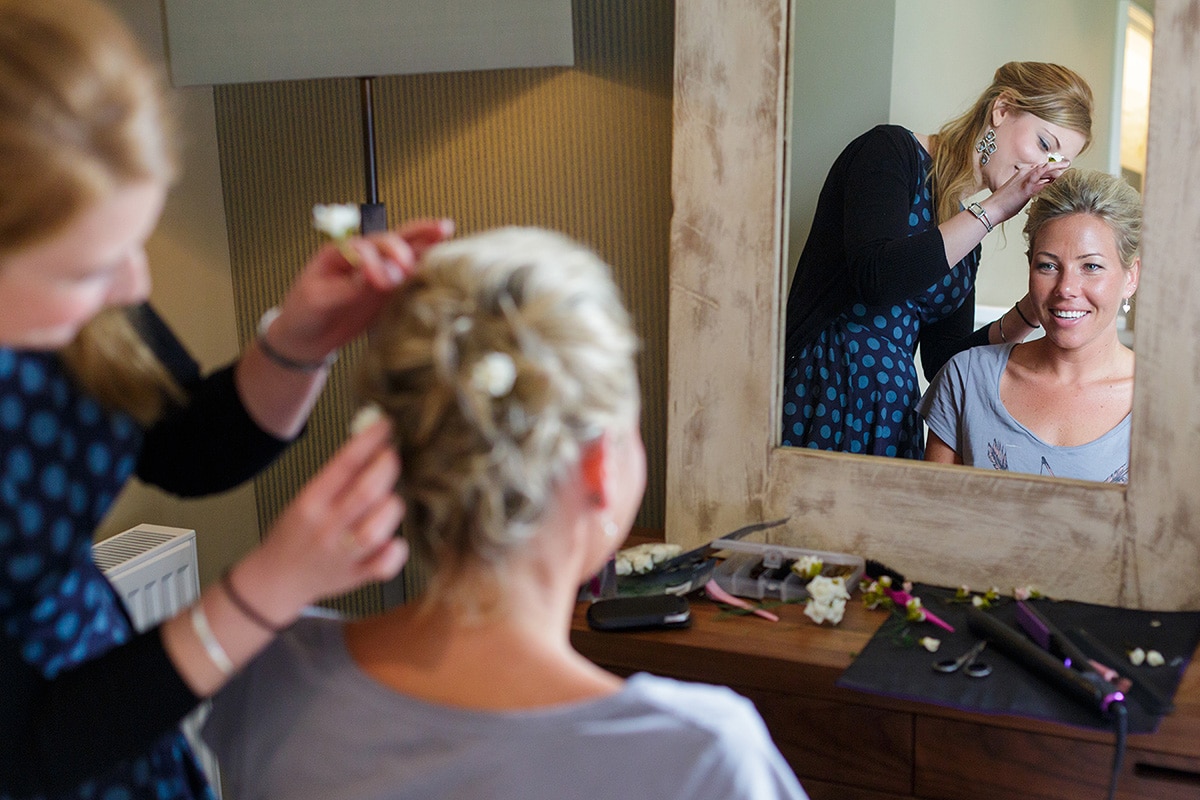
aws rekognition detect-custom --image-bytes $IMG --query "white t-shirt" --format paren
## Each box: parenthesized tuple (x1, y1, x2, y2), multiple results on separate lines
(919, 343, 1130, 483)
(203, 615, 809, 800)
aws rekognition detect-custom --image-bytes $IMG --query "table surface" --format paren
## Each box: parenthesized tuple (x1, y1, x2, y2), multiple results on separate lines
(569, 572, 1200, 760)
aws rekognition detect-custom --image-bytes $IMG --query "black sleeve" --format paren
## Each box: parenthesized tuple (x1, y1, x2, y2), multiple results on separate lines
(840, 127, 953, 306)
(918, 288, 991, 381)
(130, 305, 291, 497)
(136, 365, 290, 496)
(0, 627, 200, 795)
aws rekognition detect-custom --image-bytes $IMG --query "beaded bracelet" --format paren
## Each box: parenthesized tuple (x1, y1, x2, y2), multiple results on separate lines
(221, 569, 286, 634)
(1013, 301, 1040, 328)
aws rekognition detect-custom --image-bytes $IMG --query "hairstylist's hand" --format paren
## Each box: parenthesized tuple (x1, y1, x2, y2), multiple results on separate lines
(234, 416, 408, 620)
(985, 160, 1072, 224)
(266, 217, 454, 365)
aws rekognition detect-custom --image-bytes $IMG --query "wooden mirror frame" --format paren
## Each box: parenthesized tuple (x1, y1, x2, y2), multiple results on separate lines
(666, 0, 1200, 609)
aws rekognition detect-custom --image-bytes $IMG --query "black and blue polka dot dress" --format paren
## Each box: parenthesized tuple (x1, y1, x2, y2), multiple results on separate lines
(781, 144, 979, 458)
(0, 349, 213, 800)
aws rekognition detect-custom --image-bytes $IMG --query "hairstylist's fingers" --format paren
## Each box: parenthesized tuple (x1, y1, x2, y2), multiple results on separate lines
(354, 232, 417, 290)
(397, 217, 455, 257)
(302, 417, 395, 507)
(331, 444, 401, 523)
(348, 498, 408, 584)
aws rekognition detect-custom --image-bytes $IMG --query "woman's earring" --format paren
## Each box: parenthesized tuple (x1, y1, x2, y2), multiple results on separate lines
(1123, 296, 1132, 314)
(976, 129, 997, 165)
(601, 515, 619, 538)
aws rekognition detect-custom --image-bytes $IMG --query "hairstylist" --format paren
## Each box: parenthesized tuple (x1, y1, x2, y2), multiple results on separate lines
(781, 62, 1092, 458)
(0, 0, 448, 797)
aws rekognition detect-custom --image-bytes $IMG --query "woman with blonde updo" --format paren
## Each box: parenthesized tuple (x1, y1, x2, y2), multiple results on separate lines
(921, 169, 1140, 481)
(203, 227, 809, 800)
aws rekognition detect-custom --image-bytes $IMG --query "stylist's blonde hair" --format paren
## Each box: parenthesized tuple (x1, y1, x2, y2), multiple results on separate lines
(0, 0, 181, 423)
(359, 227, 639, 599)
(930, 62, 1094, 226)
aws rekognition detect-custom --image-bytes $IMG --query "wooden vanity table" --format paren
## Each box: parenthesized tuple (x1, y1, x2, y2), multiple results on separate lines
(571, 592, 1200, 799)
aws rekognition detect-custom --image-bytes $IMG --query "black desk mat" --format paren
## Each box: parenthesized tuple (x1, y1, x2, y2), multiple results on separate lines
(836, 585, 1200, 733)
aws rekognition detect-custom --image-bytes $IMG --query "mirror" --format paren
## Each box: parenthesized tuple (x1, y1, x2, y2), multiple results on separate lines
(782, 0, 1153, 476)
(666, 0, 1200, 609)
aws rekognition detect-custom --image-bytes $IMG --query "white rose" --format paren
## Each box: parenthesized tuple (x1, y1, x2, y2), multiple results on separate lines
(312, 203, 361, 240)
(470, 352, 517, 398)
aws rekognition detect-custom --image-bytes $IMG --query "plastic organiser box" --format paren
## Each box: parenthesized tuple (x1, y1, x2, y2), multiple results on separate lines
(711, 539, 865, 602)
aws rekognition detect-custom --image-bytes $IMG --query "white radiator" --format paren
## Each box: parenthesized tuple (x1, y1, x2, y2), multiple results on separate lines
(92, 524, 222, 798)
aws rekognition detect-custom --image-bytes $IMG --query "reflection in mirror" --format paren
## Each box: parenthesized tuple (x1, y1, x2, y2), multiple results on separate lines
(780, 0, 1153, 482)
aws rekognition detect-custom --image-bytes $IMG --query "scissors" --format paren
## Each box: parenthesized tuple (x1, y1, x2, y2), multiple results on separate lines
(932, 639, 992, 678)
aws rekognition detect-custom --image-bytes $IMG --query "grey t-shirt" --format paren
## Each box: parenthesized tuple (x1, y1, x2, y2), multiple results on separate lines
(203, 615, 809, 800)
(919, 343, 1130, 482)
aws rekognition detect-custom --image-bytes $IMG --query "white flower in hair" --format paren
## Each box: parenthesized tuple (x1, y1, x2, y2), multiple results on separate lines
(470, 352, 517, 398)
(312, 203, 361, 240)
(349, 403, 384, 435)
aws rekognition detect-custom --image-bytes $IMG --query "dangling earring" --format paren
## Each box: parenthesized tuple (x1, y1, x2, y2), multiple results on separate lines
(976, 129, 997, 166)
(1123, 296, 1132, 314)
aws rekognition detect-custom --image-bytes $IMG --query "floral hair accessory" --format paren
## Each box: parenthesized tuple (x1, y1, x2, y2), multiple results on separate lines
(790, 555, 823, 580)
(804, 575, 850, 626)
(470, 352, 517, 398)
(313, 203, 361, 239)
(312, 203, 362, 262)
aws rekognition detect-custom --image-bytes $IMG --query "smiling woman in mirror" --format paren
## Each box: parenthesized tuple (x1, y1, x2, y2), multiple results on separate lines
(920, 169, 1139, 482)
(781, 62, 1092, 458)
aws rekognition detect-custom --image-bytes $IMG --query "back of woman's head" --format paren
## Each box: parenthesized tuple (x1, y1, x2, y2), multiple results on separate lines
(0, 0, 177, 259)
(1023, 169, 1142, 267)
(932, 61, 1094, 224)
(359, 227, 640, 577)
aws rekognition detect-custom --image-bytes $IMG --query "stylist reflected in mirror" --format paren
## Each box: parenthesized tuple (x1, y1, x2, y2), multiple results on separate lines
(920, 169, 1139, 482)
(781, 62, 1091, 458)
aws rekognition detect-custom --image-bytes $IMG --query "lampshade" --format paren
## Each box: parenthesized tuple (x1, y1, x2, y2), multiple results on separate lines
(161, 0, 574, 87)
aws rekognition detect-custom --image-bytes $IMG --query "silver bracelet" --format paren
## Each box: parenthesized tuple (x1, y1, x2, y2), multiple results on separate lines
(190, 602, 234, 676)
(997, 313, 1008, 343)
(256, 307, 337, 372)
(967, 202, 994, 234)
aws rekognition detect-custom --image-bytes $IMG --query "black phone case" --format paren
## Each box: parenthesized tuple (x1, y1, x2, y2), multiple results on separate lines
(586, 594, 691, 631)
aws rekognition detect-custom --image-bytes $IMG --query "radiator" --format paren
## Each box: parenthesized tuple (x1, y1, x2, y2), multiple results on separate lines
(92, 524, 222, 798)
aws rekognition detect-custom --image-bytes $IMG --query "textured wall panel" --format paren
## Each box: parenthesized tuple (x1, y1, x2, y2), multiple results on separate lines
(214, 1, 673, 614)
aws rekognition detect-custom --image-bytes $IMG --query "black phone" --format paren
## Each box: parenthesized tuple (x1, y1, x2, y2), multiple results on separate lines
(586, 594, 691, 632)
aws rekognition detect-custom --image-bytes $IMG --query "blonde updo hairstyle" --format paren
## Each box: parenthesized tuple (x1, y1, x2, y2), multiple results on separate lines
(359, 227, 640, 595)
(0, 0, 181, 423)
(1023, 168, 1142, 269)
(930, 61, 1094, 225)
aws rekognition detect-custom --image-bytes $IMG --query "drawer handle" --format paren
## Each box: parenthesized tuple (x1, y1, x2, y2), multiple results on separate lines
(1133, 762, 1200, 786)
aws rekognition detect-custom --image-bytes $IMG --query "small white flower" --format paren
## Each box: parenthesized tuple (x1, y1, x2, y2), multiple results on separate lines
(1129, 647, 1146, 666)
(470, 352, 517, 398)
(1047, 152, 1065, 163)
(919, 636, 941, 653)
(791, 555, 823, 580)
(804, 576, 850, 626)
(312, 203, 361, 240)
(629, 552, 654, 574)
(1146, 649, 1165, 667)
(349, 403, 384, 435)
(971, 595, 984, 607)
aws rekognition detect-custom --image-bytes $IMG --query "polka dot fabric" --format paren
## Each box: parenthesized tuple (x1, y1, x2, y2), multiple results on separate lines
(0, 349, 213, 800)
(781, 147, 979, 459)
